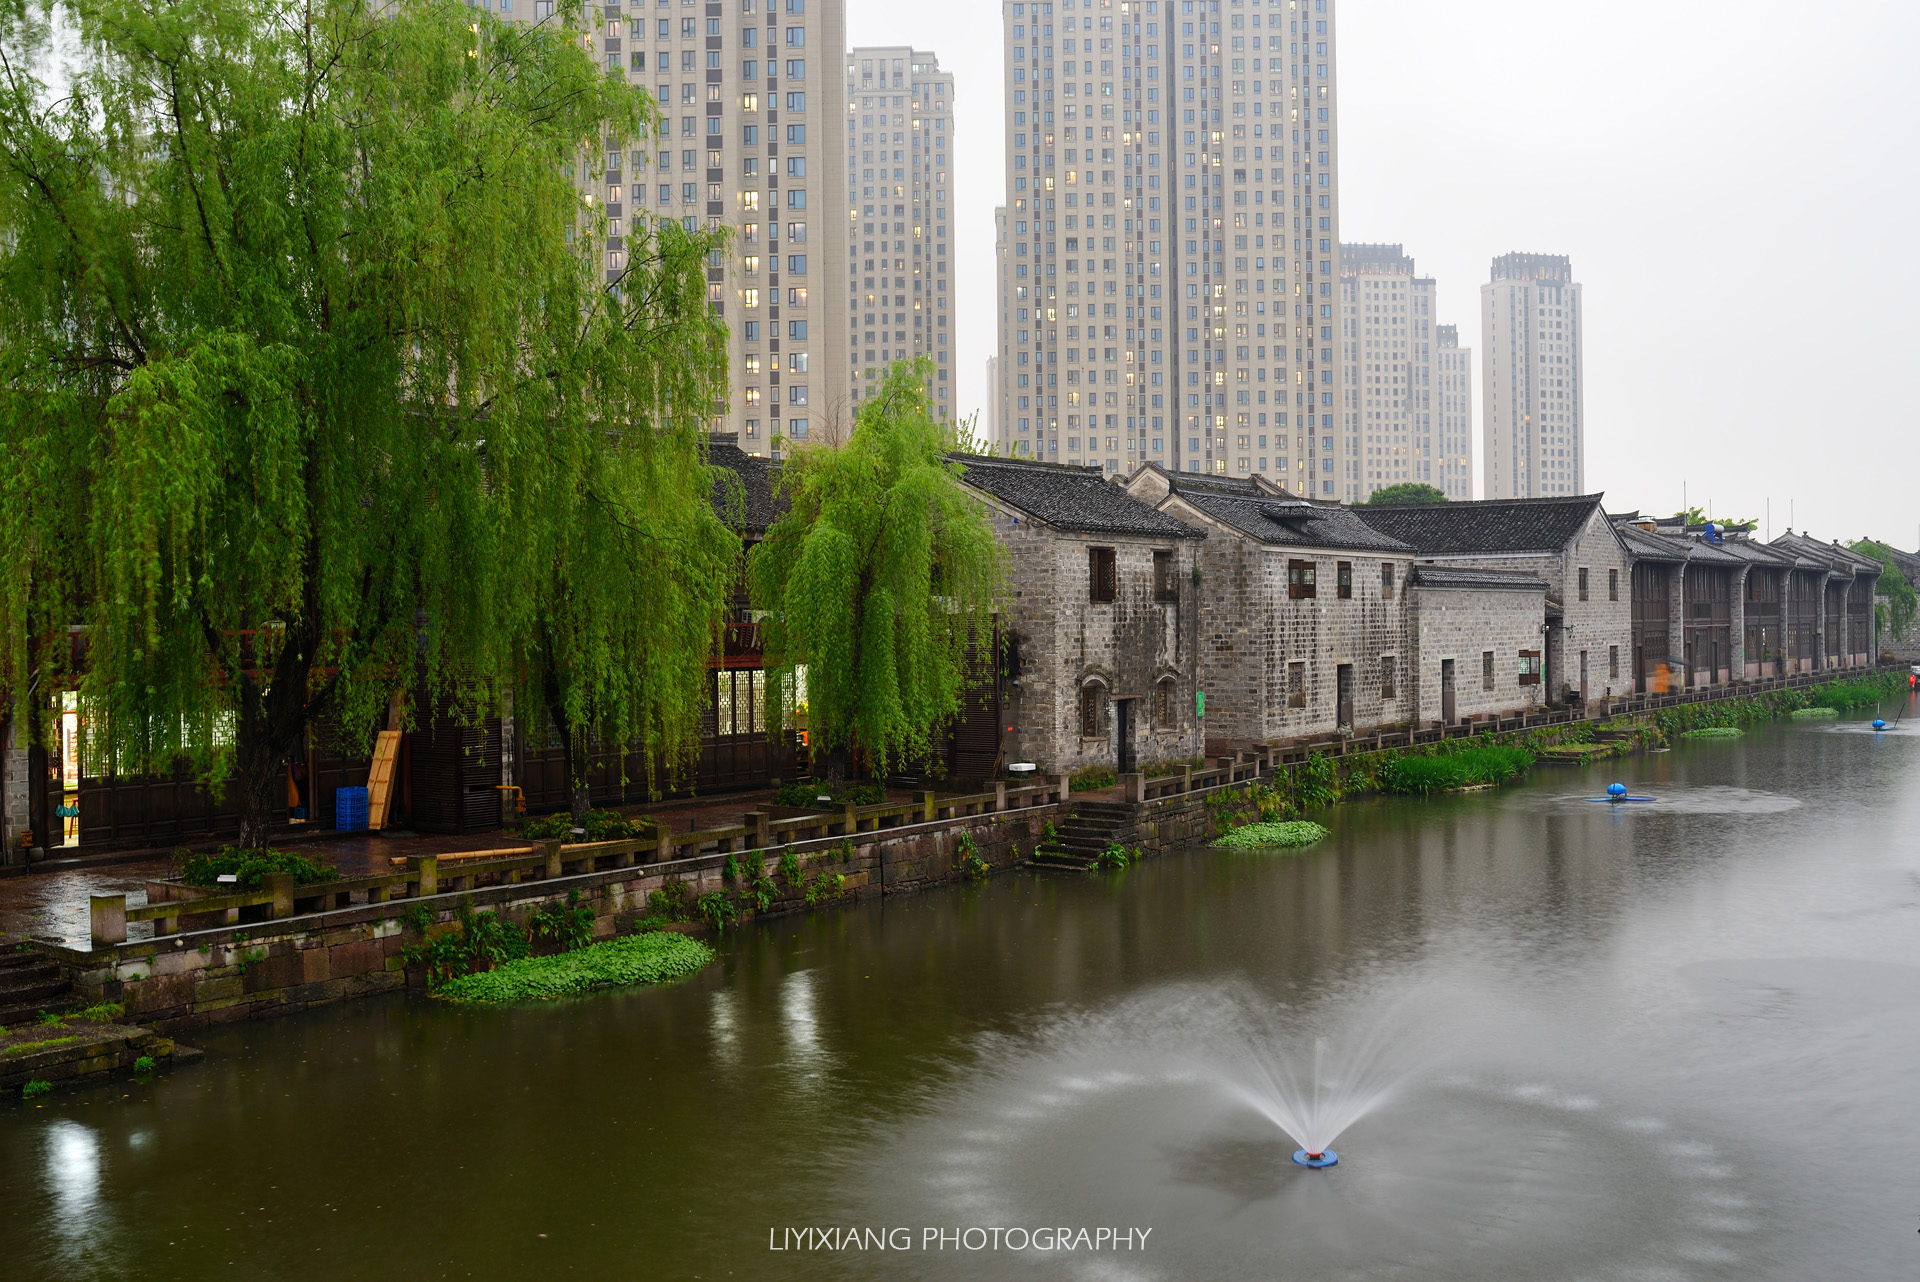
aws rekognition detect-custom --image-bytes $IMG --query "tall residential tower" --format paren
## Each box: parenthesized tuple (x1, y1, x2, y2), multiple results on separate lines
(1481, 252, 1583, 498)
(1340, 243, 1433, 499)
(506, 0, 849, 457)
(1434, 324, 1472, 499)
(845, 48, 955, 423)
(997, 0, 1344, 493)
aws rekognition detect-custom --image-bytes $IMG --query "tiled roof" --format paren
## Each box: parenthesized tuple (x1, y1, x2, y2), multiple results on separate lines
(1772, 531, 1881, 574)
(1614, 523, 1689, 563)
(951, 455, 1204, 539)
(1351, 494, 1607, 554)
(707, 439, 786, 535)
(1409, 565, 1549, 592)
(1163, 477, 1412, 551)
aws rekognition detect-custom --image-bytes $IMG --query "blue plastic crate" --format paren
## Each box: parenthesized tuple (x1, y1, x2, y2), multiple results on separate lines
(335, 786, 369, 831)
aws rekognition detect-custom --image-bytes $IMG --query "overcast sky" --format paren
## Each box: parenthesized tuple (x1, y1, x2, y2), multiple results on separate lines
(848, 0, 1920, 546)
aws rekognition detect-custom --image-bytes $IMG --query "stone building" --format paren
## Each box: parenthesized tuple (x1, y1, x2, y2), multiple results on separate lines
(1122, 467, 1418, 741)
(1403, 566, 1551, 724)
(955, 455, 1206, 774)
(1610, 517, 1881, 689)
(1353, 494, 1634, 705)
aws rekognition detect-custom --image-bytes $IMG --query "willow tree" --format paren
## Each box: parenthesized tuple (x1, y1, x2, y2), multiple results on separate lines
(750, 359, 1005, 784)
(1849, 540, 1918, 641)
(0, 0, 734, 845)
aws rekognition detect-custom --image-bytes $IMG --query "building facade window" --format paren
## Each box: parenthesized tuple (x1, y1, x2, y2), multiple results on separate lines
(1336, 561, 1353, 599)
(1288, 559, 1317, 600)
(1518, 650, 1543, 686)
(1482, 650, 1495, 691)
(1089, 547, 1117, 602)
(1080, 683, 1107, 739)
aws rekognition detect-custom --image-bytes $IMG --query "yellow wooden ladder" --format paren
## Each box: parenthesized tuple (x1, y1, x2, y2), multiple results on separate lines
(367, 729, 402, 830)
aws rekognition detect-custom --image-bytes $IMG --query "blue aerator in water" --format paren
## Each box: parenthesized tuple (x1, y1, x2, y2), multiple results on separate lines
(1588, 782, 1656, 804)
(1292, 1149, 1339, 1169)
(1872, 719, 1888, 731)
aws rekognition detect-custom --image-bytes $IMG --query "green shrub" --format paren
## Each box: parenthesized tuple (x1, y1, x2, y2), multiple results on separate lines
(1382, 744, 1533, 795)
(401, 898, 530, 987)
(1789, 706, 1840, 719)
(519, 809, 638, 841)
(1681, 726, 1744, 739)
(527, 890, 595, 952)
(179, 847, 337, 889)
(21, 1079, 51, 1098)
(1214, 821, 1330, 849)
(1095, 841, 1139, 870)
(132, 1055, 155, 1074)
(434, 932, 716, 1002)
(953, 832, 991, 881)
(1069, 765, 1117, 790)
(769, 780, 884, 808)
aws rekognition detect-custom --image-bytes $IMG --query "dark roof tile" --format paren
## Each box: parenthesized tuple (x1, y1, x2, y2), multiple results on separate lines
(952, 455, 1204, 539)
(1351, 493, 1607, 554)
(1409, 565, 1550, 592)
(1158, 475, 1410, 551)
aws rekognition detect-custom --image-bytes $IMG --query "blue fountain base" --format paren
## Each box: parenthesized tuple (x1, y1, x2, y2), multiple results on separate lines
(1292, 1149, 1339, 1169)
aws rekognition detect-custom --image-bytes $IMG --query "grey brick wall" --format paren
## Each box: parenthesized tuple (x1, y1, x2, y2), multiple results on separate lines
(988, 505, 1204, 774)
(1407, 585, 1548, 722)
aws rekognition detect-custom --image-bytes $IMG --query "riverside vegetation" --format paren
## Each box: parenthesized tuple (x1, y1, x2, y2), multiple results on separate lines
(1209, 670, 1905, 847)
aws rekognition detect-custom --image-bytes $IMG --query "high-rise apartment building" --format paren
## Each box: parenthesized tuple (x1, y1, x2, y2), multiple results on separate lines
(845, 48, 955, 421)
(508, 0, 848, 457)
(1481, 252, 1583, 498)
(996, 0, 1343, 493)
(1434, 324, 1472, 499)
(1340, 243, 1433, 499)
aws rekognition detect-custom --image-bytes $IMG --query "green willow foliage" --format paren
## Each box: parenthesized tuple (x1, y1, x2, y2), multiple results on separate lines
(0, 0, 734, 839)
(750, 359, 1006, 774)
(1848, 540, 1917, 640)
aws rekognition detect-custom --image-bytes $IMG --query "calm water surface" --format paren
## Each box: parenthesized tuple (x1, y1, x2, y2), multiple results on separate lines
(4, 710, 1919, 1281)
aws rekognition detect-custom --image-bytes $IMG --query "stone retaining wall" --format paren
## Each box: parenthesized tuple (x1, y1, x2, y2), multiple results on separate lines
(45, 802, 1066, 1034)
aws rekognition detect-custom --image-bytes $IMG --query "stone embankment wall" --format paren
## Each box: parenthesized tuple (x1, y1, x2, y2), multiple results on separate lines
(47, 802, 1066, 1035)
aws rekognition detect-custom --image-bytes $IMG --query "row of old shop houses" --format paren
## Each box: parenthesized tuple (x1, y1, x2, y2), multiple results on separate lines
(0, 444, 1885, 858)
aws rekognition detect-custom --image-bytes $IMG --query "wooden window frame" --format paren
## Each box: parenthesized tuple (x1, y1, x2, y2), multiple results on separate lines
(1153, 549, 1178, 602)
(1608, 644, 1619, 679)
(1379, 654, 1396, 700)
(1089, 546, 1117, 602)
(1287, 559, 1317, 600)
(1482, 650, 1495, 691)
(1080, 683, 1106, 739)
(1287, 661, 1307, 708)
(1518, 649, 1543, 686)
(1380, 561, 1395, 600)
(1336, 560, 1353, 599)
(1578, 567, 1589, 602)
(1609, 567, 1619, 602)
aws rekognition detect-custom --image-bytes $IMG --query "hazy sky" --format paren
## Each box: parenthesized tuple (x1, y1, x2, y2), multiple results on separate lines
(847, 0, 1920, 546)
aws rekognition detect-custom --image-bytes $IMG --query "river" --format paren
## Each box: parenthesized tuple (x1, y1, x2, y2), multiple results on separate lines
(3, 708, 1917, 1280)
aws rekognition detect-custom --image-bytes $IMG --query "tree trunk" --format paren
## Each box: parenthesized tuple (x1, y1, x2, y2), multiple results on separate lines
(820, 744, 850, 790)
(230, 624, 325, 851)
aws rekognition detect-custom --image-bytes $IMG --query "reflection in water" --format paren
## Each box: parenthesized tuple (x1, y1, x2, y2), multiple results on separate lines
(42, 1120, 112, 1274)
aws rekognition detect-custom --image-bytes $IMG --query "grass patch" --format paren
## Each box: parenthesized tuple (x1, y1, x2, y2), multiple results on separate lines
(1789, 706, 1840, 719)
(21, 1080, 51, 1099)
(1214, 820, 1330, 849)
(1681, 726, 1744, 739)
(178, 847, 337, 889)
(3, 1036, 79, 1057)
(1381, 745, 1534, 795)
(70, 1002, 125, 1023)
(433, 931, 715, 1003)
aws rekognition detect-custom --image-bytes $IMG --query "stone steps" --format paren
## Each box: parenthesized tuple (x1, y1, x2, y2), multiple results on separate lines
(0, 950, 79, 1026)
